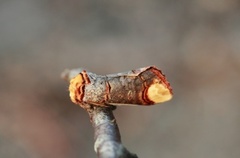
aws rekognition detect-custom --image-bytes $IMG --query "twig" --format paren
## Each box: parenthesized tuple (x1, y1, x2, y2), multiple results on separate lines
(88, 106, 137, 158)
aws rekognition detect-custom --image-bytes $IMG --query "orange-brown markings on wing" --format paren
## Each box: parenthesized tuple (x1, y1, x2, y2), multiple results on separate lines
(78, 84, 85, 103)
(82, 70, 91, 84)
(139, 75, 154, 105)
(105, 81, 111, 102)
(150, 67, 173, 95)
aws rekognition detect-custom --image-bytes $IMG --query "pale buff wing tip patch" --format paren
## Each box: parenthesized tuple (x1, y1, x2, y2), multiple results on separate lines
(147, 83, 172, 103)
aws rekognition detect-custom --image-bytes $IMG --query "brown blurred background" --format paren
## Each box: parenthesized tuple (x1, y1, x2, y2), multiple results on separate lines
(0, 0, 240, 158)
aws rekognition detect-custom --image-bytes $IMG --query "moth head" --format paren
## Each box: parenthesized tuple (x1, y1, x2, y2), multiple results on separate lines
(69, 74, 84, 104)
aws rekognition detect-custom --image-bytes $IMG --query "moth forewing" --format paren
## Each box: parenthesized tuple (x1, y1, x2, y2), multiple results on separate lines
(69, 66, 173, 107)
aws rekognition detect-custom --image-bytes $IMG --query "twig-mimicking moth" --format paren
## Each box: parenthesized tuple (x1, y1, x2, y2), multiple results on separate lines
(69, 66, 173, 107)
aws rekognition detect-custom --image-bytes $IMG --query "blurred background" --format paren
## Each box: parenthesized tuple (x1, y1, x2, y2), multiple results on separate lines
(0, 0, 240, 158)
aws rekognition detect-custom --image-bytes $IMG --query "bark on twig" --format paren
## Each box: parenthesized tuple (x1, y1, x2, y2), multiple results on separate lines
(88, 106, 137, 158)
(61, 68, 138, 158)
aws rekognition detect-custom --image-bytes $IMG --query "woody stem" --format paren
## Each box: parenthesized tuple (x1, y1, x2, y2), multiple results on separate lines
(87, 106, 137, 158)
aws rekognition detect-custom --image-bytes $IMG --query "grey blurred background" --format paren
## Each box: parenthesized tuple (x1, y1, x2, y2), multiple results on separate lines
(0, 0, 240, 158)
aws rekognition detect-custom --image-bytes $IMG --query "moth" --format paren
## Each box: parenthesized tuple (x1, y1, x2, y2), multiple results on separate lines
(69, 66, 173, 107)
